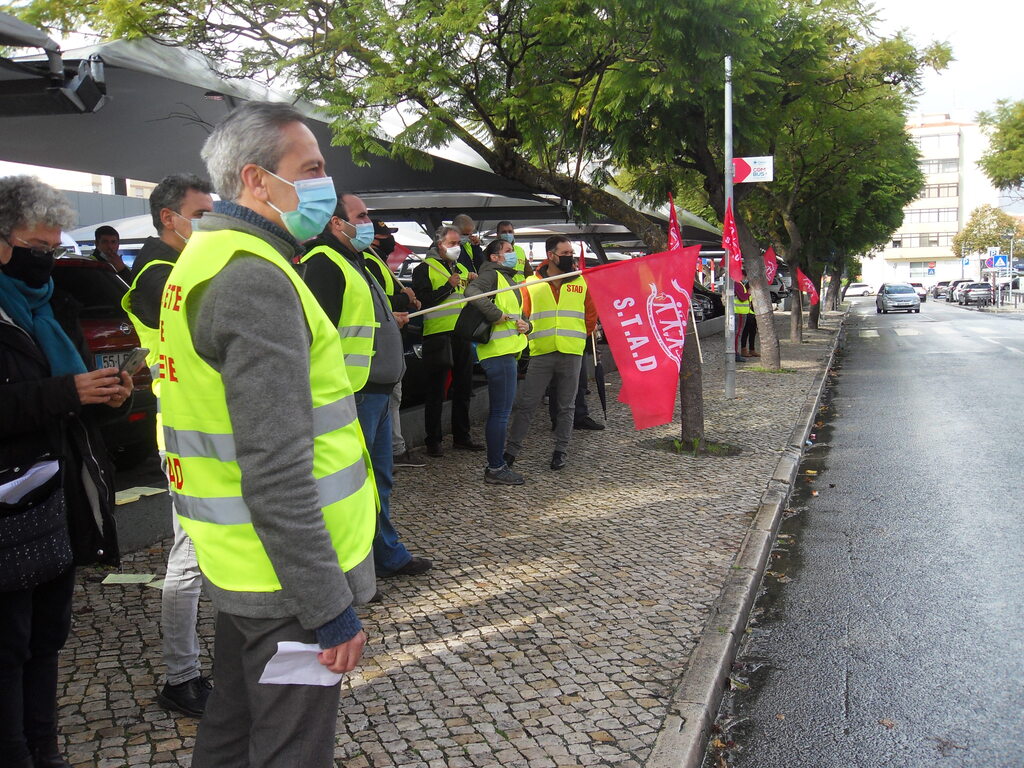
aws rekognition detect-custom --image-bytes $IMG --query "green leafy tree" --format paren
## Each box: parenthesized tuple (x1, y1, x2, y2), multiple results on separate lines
(978, 99, 1024, 191)
(952, 204, 1024, 258)
(15, 0, 777, 445)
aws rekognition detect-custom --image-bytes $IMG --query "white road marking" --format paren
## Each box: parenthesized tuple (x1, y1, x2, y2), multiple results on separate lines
(931, 326, 955, 335)
(979, 337, 1001, 345)
(1004, 346, 1024, 355)
(893, 328, 920, 336)
(859, 330, 879, 338)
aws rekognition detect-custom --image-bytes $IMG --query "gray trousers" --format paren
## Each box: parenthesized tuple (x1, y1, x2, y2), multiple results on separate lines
(161, 512, 203, 685)
(192, 612, 341, 768)
(506, 351, 583, 456)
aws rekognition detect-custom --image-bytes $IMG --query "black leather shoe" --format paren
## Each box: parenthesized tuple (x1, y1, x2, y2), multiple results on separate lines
(574, 416, 605, 431)
(425, 443, 444, 457)
(503, 451, 516, 467)
(367, 589, 384, 604)
(453, 439, 485, 451)
(28, 742, 71, 768)
(157, 675, 213, 717)
(550, 451, 567, 470)
(382, 555, 433, 578)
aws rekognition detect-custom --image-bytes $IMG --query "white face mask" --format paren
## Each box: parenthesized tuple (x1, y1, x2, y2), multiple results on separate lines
(443, 245, 461, 260)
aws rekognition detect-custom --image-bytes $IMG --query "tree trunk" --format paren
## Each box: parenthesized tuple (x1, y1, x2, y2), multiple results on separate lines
(735, 212, 782, 369)
(679, 320, 704, 448)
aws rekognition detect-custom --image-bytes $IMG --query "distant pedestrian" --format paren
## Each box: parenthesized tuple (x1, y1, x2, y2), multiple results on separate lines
(92, 224, 130, 281)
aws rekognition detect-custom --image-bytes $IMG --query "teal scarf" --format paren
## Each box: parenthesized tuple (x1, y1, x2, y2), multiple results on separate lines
(0, 273, 87, 376)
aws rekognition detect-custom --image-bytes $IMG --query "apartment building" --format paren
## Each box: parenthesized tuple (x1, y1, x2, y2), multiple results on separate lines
(862, 113, 1001, 287)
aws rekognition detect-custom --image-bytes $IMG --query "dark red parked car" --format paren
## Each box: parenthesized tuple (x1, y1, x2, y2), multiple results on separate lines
(51, 256, 157, 468)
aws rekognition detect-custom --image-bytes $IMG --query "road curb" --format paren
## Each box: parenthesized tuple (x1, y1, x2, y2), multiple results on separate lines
(646, 314, 848, 768)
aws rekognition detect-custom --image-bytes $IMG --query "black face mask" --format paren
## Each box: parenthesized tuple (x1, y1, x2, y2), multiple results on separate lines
(557, 255, 575, 273)
(1, 245, 55, 288)
(375, 236, 396, 257)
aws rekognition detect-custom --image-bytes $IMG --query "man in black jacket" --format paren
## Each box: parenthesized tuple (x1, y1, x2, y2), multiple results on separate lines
(124, 174, 214, 718)
(300, 194, 433, 581)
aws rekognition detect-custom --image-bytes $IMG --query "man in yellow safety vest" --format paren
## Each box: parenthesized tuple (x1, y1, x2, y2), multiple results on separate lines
(158, 102, 376, 767)
(123, 174, 215, 718)
(504, 235, 597, 471)
(495, 219, 534, 284)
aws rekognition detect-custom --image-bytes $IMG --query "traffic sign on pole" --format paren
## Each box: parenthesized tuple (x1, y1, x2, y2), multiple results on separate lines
(993, 254, 1008, 267)
(732, 156, 774, 183)
(962, 257, 971, 266)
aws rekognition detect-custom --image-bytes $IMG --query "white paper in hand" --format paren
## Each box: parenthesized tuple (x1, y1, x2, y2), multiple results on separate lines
(258, 641, 344, 686)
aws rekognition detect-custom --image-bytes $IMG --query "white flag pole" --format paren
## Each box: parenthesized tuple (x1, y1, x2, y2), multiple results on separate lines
(406, 269, 584, 319)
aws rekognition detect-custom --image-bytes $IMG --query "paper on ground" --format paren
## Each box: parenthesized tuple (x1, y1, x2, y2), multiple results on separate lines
(115, 486, 167, 505)
(101, 573, 156, 584)
(145, 579, 165, 590)
(258, 641, 343, 686)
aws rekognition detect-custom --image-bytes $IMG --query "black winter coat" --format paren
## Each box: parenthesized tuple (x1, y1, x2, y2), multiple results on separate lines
(0, 290, 121, 567)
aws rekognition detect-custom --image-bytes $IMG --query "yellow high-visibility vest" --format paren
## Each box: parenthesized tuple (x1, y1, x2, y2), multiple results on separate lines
(422, 257, 469, 336)
(475, 272, 527, 361)
(301, 245, 378, 391)
(525, 275, 588, 356)
(159, 229, 376, 592)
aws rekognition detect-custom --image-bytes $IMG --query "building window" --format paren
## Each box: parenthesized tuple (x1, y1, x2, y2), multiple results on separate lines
(909, 262, 932, 278)
(921, 183, 958, 199)
(891, 232, 956, 248)
(919, 158, 959, 174)
(913, 134, 959, 153)
(904, 208, 957, 223)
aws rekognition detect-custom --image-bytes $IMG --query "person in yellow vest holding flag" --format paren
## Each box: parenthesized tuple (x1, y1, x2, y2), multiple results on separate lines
(505, 235, 598, 471)
(495, 220, 534, 284)
(464, 238, 532, 485)
(123, 174, 216, 719)
(411, 225, 483, 457)
(158, 102, 376, 767)
(299, 194, 433, 585)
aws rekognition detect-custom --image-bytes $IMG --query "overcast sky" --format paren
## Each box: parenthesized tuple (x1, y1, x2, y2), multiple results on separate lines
(871, 0, 1022, 119)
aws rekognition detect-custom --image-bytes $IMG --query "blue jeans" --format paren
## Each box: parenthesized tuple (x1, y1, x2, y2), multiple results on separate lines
(479, 354, 518, 469)
(355, 393, 411, 573)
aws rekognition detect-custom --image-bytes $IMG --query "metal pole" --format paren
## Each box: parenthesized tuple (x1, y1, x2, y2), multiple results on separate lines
(724, 55, 736, 399)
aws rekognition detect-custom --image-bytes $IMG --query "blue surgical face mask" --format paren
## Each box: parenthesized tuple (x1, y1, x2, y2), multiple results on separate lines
(261, 168, 337, 242)
(501, 250, 518, 269)
(499, 232, 515, 245)
(347, 221, 375, 252)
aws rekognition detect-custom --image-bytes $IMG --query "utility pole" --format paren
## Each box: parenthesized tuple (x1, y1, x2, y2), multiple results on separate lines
(724, 55, 736, 399)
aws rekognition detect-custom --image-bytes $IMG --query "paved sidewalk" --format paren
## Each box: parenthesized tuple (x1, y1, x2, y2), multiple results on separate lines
(57, 312, 840, 768)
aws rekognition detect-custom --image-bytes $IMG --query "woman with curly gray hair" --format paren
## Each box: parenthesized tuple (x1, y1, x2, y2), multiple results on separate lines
(0, 176, 131, 768)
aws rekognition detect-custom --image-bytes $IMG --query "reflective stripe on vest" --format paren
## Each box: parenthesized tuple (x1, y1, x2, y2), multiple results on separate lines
(363, 251, 397, 299)
(525, 275, 589, 356)
(512, 245, 529, 284)
(422, 257, 469, 336)
(121, 258, 175, 451)
(475, 272, 527, 361)
(300, 245, 377, 390)
(160, 229, 376, 593)
(734, 293, 752, 314)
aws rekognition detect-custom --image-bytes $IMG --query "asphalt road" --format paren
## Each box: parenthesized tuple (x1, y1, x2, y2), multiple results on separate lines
(712, 298, 1024, 768)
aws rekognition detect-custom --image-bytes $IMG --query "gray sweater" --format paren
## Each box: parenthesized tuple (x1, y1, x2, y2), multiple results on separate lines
(186, 205, 375, 644)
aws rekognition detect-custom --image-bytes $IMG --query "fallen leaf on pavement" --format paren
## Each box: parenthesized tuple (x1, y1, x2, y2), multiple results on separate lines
(776, 713, 786, 721)
(879, 719, 896, 729)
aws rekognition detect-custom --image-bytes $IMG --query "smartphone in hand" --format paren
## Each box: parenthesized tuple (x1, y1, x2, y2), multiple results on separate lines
(118, 347, 150, 376)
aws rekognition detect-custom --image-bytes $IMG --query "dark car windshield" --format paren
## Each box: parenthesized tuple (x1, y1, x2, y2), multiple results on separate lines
(52, 262, 128, 317)
(885, 285, 915, 294)
(968, 283, 991, 289)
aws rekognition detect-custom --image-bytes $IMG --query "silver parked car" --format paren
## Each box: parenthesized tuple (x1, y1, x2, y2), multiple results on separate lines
(876, 283, 921, 314)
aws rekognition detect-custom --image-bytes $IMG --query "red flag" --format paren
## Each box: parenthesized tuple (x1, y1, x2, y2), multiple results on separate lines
(721, 199, 744, 282)
(386, 241, 413, 271)
(585, 246, 700, 429)
(764, 246, 778, 284)
(795, 266, 819, 305)
(667, 192, 683, 251)
(579, 241, 587, 271)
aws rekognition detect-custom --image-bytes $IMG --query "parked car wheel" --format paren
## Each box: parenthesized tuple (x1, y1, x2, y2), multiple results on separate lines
(913, 308, 920, 313)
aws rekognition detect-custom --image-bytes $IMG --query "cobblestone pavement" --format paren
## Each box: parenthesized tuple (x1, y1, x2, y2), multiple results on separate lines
(58, 313, 840, 768)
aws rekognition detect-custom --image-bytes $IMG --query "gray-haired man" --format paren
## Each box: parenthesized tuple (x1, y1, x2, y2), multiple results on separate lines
(159, 102, 376, 767)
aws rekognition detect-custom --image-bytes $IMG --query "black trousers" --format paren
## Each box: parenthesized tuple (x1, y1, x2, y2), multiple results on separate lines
(740, 314, 758, 348)
(422, 332, 473, 447)
(0, 567, 75, 762)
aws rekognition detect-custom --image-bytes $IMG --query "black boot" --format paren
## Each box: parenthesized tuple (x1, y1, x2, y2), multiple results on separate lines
(29, 741, 71, 768)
